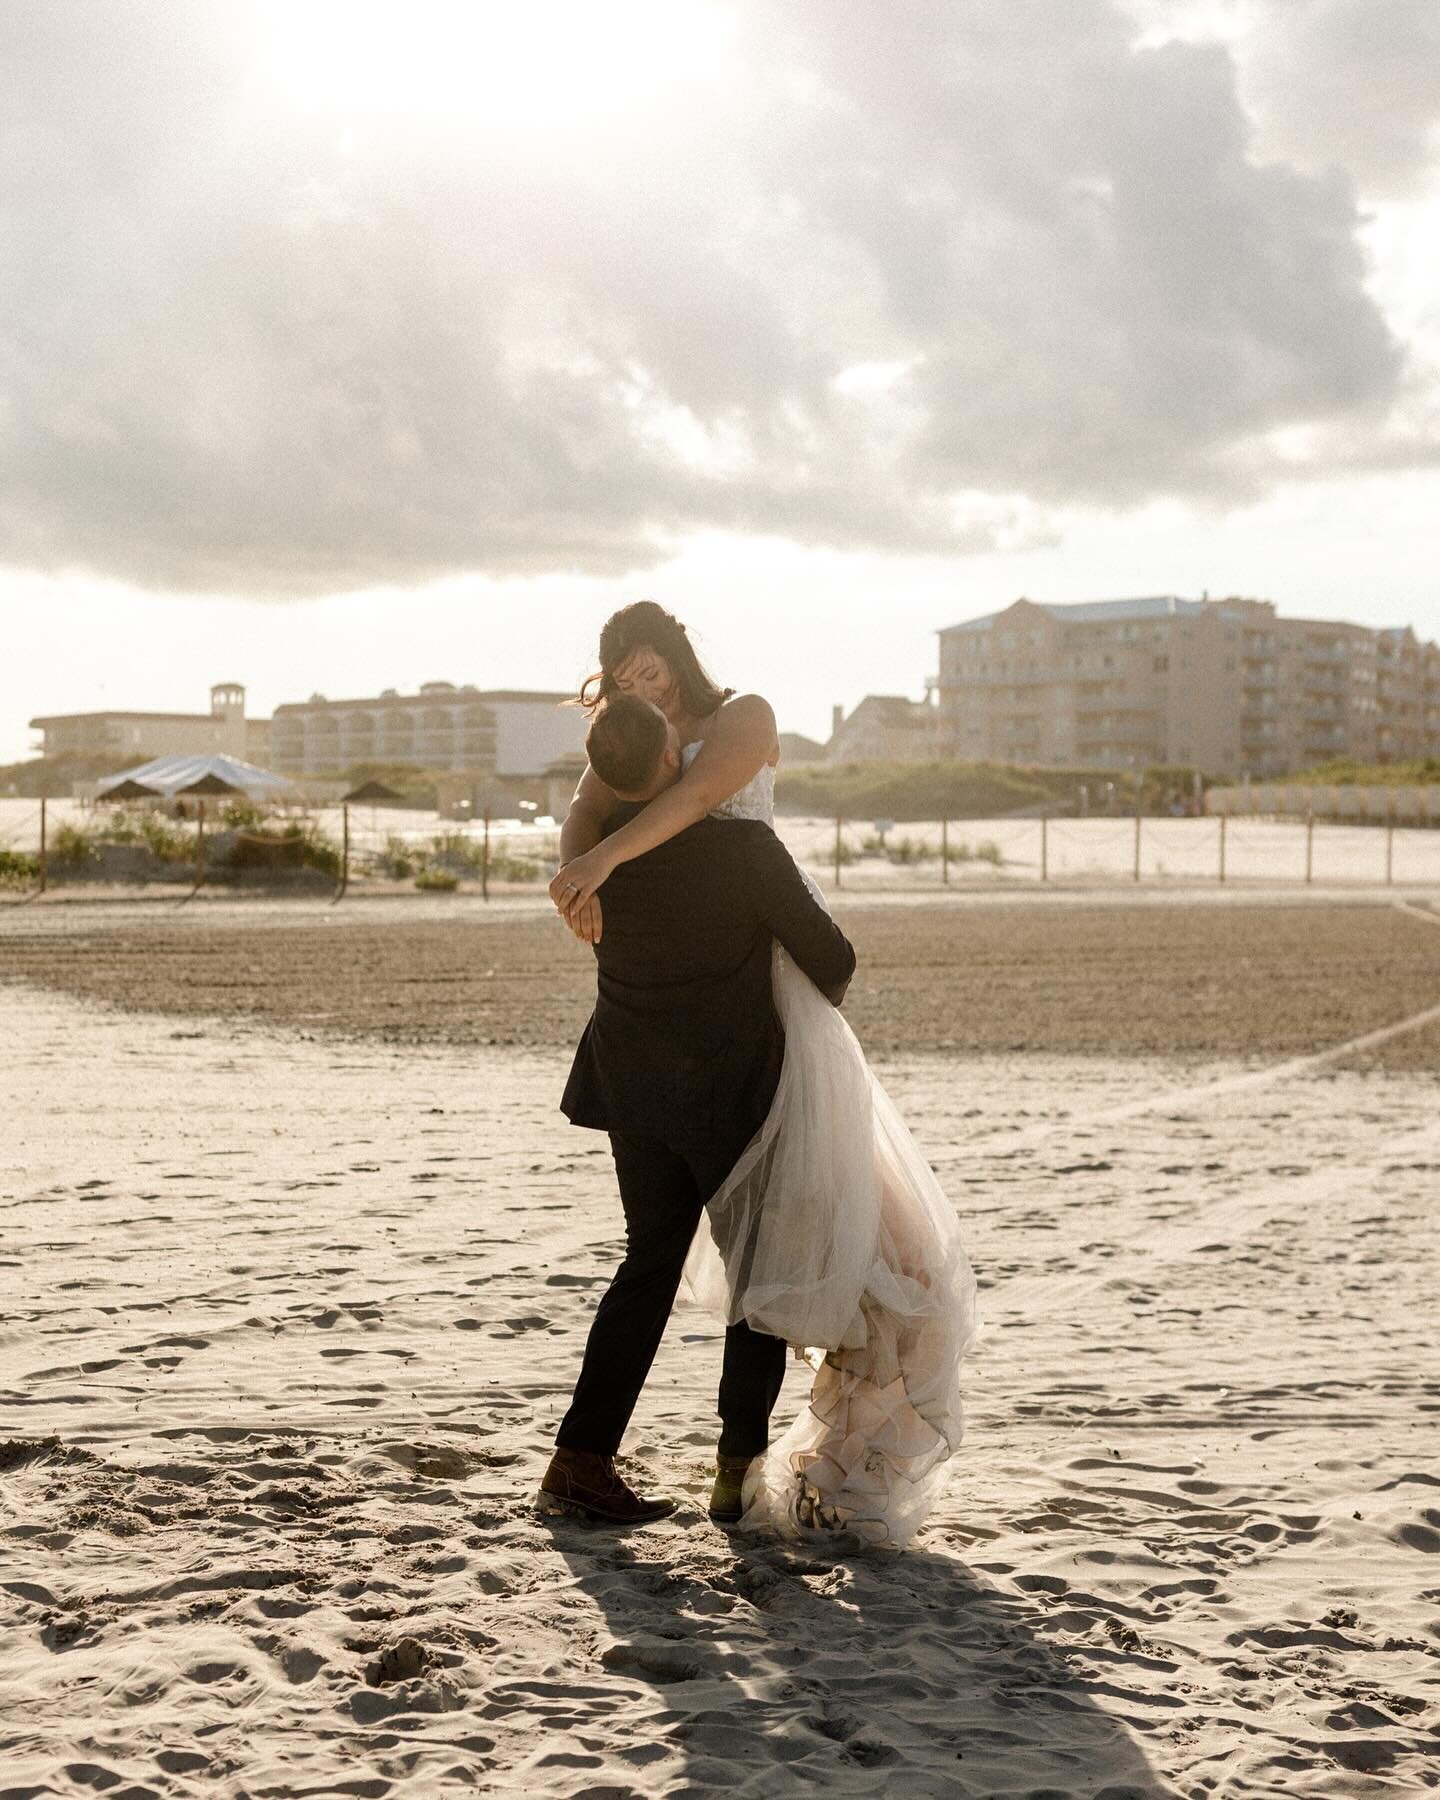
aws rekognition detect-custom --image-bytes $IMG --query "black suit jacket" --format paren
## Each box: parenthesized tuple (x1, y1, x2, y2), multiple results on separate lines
(561, 817, 856, 1153)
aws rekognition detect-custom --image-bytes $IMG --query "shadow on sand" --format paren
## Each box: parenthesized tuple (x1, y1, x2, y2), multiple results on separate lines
(540, 1508, 1182, 1798)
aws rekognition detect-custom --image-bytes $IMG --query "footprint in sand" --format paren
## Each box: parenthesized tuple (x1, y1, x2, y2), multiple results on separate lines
(367, 1636, 429, 1684)
(374, 1441, 478, 1480)
(1391, 1513, 1440, 1553)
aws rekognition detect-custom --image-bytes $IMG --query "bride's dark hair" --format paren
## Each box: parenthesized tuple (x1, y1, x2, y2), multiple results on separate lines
(579, 600, 733, 718)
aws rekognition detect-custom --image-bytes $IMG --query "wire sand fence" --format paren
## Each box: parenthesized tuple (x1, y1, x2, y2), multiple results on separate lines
(777, 811, 1440, 891)
(0, 798, 558, 899)
(3, 798, 1439, 901)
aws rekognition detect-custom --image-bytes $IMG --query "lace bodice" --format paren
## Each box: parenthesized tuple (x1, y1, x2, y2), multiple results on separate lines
(681, 740, 776, 824)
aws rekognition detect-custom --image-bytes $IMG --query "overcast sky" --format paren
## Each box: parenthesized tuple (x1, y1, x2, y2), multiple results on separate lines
(4, 0, 1439, 759)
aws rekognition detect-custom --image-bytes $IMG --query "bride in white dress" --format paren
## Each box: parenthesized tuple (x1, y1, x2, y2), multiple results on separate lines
(552, 602, 979, 1549)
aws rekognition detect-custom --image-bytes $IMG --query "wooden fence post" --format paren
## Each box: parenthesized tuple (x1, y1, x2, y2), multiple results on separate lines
(1040, 814, 1048, 883)
(1218, 811, 1227, 884)
(941, 817, 949, 886)
(1385, 791, 1395, 886)
(1133, 808, 1142, 882)
(482, 809, 491, 902)
(1305, 799, 1314, 885)
(38, 796, 47, 895)
(194, 799, 206, 892)
(334, 802, 349, 903)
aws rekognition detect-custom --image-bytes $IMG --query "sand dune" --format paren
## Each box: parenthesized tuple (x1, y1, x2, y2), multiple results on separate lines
(3, 973, 1437, 1795)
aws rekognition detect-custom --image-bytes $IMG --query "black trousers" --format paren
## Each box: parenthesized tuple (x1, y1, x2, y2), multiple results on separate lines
(555, 1129, 786, 1460)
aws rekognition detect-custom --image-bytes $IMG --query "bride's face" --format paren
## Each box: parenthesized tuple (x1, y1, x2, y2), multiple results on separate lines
(612, 644, 680, 720)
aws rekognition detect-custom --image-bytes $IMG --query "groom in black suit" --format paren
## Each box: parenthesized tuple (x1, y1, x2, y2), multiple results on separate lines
(540, 695, 856, 1526)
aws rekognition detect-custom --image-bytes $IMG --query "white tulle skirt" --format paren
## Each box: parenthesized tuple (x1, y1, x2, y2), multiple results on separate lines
(682, 898, 979, 1550)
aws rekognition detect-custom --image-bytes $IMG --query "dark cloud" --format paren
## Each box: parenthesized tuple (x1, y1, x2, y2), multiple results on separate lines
(0, 0, 1410, 593)
(759, 3, 1401, 508)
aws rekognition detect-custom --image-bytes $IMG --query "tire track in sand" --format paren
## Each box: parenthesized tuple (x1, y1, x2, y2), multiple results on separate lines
(978, 903, 1440, 1309)
(959, 982, 1440, 1158)
(992, 1105, 1440, 1312)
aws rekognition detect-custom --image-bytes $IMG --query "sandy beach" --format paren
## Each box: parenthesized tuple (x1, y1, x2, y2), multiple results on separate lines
(3, 896, 1438, 1796)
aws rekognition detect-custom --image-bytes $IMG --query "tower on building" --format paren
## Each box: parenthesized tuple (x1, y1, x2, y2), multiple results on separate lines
(210, 683, 247, 757)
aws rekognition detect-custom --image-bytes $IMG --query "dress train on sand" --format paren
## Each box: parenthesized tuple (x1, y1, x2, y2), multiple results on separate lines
(678, 761, 979, 1548)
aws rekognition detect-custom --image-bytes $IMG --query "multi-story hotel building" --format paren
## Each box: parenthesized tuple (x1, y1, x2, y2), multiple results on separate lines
(30, 683, 271, 768)
(936, 596, 1440, 777)
(269, 684, 586, 779)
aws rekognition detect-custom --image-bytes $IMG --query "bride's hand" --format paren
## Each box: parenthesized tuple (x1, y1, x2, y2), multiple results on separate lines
(550, 845, 615, 932)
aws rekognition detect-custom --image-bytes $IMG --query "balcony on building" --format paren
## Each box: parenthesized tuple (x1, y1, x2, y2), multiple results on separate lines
(1302, 725, 1348, 750)
(1074, 699, 1160, 722)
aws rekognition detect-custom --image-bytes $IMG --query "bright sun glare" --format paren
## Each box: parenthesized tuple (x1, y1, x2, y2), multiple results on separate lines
(260, 0, 735, 137)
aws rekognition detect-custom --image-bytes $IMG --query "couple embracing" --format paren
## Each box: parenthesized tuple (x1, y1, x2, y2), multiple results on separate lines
(539, 602, 978, 1548)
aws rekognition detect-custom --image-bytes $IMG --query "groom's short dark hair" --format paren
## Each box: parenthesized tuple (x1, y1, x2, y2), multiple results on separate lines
(586, 694, 667, 795)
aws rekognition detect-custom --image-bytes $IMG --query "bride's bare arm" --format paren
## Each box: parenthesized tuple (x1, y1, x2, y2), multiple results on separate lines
(552, 694, 778, 927)
(558, 762, 616, 864)
(550, 762, 617, 943)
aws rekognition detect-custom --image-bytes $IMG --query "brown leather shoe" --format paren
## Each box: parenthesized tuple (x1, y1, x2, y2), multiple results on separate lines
(537, 1448, 677, 1525)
